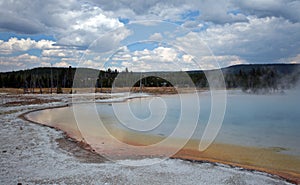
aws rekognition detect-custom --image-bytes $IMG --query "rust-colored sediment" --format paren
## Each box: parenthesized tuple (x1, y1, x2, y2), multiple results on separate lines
(64, 128, 300, 184)
(173, 145, 300, 184)
(111, 137, 300, 184)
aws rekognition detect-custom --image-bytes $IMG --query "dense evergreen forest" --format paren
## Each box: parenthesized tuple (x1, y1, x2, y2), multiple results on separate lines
(0, 64, 299, 94)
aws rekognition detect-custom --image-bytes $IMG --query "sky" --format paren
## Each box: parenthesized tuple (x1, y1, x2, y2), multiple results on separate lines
(0, 0, 300, 72)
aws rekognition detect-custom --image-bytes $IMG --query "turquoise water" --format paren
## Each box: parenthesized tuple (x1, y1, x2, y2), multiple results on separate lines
(218, 90, 300, 154)
(95, 90, 300, 155)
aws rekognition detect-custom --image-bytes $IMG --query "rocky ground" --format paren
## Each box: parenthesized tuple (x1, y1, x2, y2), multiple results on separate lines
(0, 93, 294, 185)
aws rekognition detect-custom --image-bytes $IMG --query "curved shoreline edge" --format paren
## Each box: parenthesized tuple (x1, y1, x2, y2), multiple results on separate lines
(20, 105, 299, 184)
(18, 104, 102, 156)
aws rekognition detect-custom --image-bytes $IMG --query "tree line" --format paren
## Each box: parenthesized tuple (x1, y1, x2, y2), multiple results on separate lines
(0, 64, 299, 94)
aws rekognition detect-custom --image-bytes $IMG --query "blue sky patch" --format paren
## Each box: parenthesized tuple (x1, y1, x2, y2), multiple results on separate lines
(127, 42, 159, 52)
(27, 49, 42, 56)
(118, 17, 130, 24)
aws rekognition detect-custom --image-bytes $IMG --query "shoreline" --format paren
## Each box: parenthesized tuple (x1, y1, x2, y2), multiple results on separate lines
(173, 146, 300, 184)
(0, 87, 207, 95)
(21, 106, 107, 164)
(22, 103, 300, 184)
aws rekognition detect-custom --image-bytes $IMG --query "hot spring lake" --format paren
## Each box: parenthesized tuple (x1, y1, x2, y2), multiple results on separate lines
(25, 89, 300, 181)
(28, 90, 300, 156)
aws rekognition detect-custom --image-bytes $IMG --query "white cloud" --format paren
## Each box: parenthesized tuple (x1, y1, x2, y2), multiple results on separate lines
(201, 16, 300, 61)
(279, 54, 300, 64)
(42, 50, 67, 58)
(81, 59, 103, 69)
(41, 48, 84, 59)
(71, 13, 122, 33)
(0, 38, 55, 54)
(2, 54, 41, 64)
(149, 33, 163, 41)
(289, 54, 300, 64)
(0, 1, 129, 49)
(51, 4, 128, 48)
(106, 46, 203, 71)
(54, 61, 71, 67)
(104, 42, 249, 71)
(0, 61, 23, 67)
(173, 16, 300, 65)
(173, 32, 212, 58)
(0, 53, 53, 71)
(1, 0, 300, 37)
(127, 47, 178, 64)
(1, 0, 300, 72)
(182, 54, 194, 63)
(152, 47, 178, 62)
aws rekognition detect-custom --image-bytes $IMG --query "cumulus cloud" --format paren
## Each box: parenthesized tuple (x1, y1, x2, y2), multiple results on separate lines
(203, 16, 300, 62)
(0, 53, 53, 71)
(106, 46, 201, 71)
(1, 0, 299, 36)
(121, 47, 178, 63)
(0, 0, 127, 48)
(174, 16, 300, 65)
(149, 33, 163, 41)
(0, 0, 246, 37)
(54, 61, 71, 67)
(56, 5, 127, 47)
(41, 48, 84, 59)
(172, 32, 212, 58)
(182, 54, 195, 64)
(0, 38, 55, 54)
